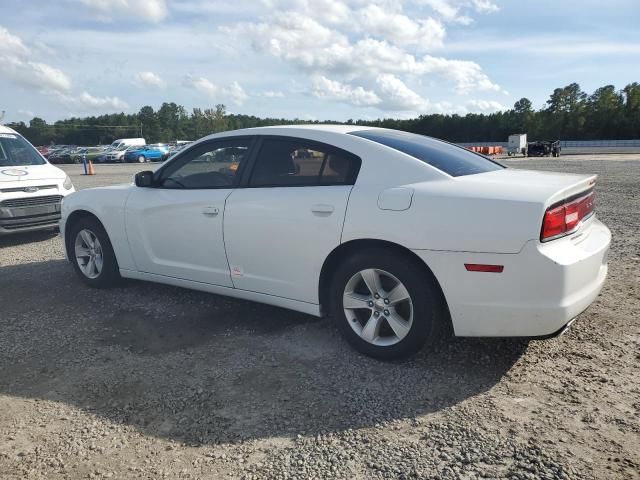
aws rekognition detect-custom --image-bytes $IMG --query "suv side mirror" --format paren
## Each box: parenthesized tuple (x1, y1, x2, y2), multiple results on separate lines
(135, 170, 155, 187)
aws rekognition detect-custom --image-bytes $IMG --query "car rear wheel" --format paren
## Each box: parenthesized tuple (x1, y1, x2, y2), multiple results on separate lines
(138, 155, 146, 163)
(69, 217, 121, 288)
(329, 249, 445, 360)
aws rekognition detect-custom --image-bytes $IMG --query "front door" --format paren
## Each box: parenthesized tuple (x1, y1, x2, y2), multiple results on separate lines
(125, 137, 254, 286)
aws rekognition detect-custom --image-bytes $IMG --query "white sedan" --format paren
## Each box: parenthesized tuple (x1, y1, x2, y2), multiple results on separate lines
(60, 126, 610, 359)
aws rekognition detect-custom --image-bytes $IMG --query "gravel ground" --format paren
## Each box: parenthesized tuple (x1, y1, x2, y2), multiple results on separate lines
(0, 156, 638, 479)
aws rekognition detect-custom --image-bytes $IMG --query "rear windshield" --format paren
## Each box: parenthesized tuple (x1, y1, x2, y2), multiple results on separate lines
(350, 130, 504, 177)
(0, 133, 46, 166)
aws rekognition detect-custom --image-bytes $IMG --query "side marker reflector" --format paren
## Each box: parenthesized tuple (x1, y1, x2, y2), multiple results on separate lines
(465, 264, 504, 273)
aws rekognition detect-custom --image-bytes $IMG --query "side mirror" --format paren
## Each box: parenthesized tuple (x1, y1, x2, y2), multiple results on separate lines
(135, 170, 155, 187)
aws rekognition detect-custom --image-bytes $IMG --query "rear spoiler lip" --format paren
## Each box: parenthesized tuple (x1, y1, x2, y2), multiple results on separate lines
(544, 174, 597, 209)
(546, 184, 595, 211)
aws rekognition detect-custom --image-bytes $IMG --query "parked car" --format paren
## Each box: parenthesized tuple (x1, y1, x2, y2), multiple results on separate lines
(165, 142, 191, 160)
(0, 125, 75, 234)
(71, 146, 108, 164)
(148, 143, 169, 154)
(48, 146, 79, 164)
(36, 146, 50, 157)
(147, 143, 171, 160)
(60, 126, 610, 359)
(123, 145, 165, 163)
(97, 145, 136, 163)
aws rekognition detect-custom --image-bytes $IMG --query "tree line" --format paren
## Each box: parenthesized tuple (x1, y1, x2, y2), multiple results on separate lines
(8, 82, 640, 146)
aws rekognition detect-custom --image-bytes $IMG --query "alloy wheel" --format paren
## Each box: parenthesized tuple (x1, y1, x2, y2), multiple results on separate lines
(343, 268, 414, 347)
(74, 229, 104, 279)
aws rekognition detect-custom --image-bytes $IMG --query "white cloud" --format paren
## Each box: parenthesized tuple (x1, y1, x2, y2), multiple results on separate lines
(376, 74, 429, 111)
(358, 5, 445, 49)
(0, 55, 72, 93)
(469, 0, 499, 13)
(466, 99, 507, 112)
(0, 26, 127, 113)
(311, 75, 431, 113)
(418, 0, 471, 24)
(418, 55, 504, 93)
(133, 71, 165, 88)
(184, 75, 249, 105)
(311, 76, 381, 107)
(76, 0, 168, 22)
(261, 0, 351, 25)
(68, 91, 129, 110)
(0, 26, 30, 55)
(419, 0, 498, 21)
(225, 1, 504, 111)
(1, 2, 507, 119)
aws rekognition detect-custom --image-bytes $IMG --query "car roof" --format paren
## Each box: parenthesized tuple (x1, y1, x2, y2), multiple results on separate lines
(200, 124, 379, 142)
(0, 125, 18, 135)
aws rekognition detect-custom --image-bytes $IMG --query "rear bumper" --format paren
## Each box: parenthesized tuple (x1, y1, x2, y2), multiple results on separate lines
(413, 217, 610, 337)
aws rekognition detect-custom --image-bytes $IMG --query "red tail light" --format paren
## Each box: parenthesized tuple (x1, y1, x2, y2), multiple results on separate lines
(541, 190, 595, 242)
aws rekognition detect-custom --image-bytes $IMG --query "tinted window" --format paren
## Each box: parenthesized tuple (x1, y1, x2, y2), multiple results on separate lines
(158, 139, 251, 189)
(0, 133, 46, 166)
(350, 130, 504, 177)
(249, 138, 359, 187)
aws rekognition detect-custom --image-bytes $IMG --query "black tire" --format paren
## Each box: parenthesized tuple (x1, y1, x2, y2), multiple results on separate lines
(68, 217, 121, 288)
(138, 155, 146, 163)
(329, 248, 446, 360)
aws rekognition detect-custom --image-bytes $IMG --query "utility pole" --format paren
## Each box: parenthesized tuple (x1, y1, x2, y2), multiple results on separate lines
(0, 111, 5, 125)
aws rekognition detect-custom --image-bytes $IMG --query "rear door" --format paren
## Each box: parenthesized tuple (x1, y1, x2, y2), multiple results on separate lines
(223, 136, 361, 303)
(125, 137, 255, 286)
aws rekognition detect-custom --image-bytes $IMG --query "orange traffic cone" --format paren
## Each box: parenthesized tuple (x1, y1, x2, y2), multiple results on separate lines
(87, 160, 95, 175)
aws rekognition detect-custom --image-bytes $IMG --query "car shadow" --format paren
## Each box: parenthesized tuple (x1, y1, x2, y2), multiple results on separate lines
(0, 259, 528, 445)
(0, 229, 59, 248)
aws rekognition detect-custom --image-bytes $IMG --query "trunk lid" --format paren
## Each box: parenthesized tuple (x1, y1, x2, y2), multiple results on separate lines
(452, 168, 596, 209)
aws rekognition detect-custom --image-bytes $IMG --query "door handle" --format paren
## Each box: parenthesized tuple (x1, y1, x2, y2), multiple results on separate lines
(311, 204, 334, 215)
(202, 206, 219, 216)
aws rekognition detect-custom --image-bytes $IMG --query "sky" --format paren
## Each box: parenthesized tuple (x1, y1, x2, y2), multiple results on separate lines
(1, 0, 639, 123)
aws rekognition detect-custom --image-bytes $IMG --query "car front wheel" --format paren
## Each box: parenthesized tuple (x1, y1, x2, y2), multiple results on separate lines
(329, 249, 445, 360)
(69, 217, 121, 288)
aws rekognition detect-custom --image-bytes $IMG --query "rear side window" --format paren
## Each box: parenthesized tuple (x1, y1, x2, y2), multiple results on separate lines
(350, 130, 504, 177)
(0, 133, 46, 166)
(249, 138, 360, 187)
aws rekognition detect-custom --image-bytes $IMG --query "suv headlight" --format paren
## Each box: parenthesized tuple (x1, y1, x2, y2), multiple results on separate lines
(63, 175, 74, 190)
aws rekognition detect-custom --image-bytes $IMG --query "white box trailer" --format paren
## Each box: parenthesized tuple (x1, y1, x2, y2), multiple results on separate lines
(507, 134, 527, 156)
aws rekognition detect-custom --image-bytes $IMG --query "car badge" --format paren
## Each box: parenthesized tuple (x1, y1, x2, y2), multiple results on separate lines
(24, 186, 39, 193)
(1, 168, 28, 177)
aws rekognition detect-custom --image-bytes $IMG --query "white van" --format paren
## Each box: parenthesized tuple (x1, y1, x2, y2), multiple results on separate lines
(103, 138, 146, 162)
(109, 138, 145, 150)
(0, 125, 75, 235)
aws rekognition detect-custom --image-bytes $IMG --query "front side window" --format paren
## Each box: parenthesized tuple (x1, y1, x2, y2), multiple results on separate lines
(0, 133, 46, 166)
(157, 139, 251, 189)
(249, 138, 360, 187)
(349, 129, 504, 177)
